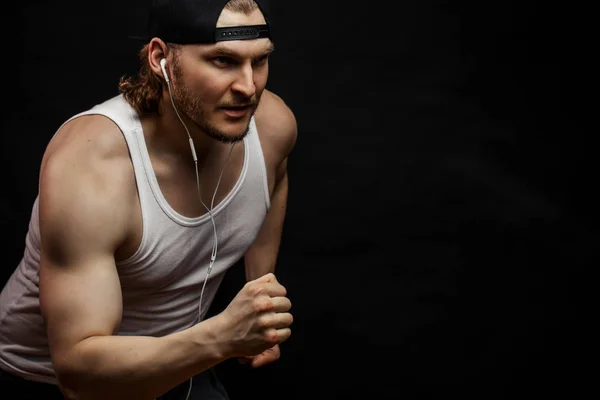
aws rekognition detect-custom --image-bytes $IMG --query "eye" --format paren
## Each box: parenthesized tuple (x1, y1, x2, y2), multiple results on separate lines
(213, 56, 235, 66)
(253, 55, 269, 66)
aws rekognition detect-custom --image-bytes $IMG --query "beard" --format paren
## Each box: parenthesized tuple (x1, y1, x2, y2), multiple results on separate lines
(170, 59, 254, 144)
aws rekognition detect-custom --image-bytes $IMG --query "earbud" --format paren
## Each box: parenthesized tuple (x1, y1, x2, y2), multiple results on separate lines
(160, 58, 169, 84)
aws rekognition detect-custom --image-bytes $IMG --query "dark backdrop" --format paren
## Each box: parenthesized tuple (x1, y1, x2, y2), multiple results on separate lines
(1, 1, 589, 399)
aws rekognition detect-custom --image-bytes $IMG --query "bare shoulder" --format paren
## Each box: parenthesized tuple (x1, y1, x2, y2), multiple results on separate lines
(42, 114, 131, 171)
(254, 89, 298, 161)
(39, 114, 136, 253)
(41, 114, 135, 200)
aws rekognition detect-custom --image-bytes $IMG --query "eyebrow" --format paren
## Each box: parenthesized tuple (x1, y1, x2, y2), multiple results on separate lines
(213, 42, 275, 58)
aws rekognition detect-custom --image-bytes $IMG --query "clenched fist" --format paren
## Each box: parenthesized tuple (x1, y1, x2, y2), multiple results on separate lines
(217, 273, 293, 358)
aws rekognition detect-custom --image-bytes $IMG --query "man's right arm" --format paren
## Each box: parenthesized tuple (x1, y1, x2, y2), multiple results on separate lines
(37, 119, 229, 400)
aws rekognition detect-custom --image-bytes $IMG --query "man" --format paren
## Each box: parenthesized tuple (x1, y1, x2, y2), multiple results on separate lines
(0, 0, 297, 398)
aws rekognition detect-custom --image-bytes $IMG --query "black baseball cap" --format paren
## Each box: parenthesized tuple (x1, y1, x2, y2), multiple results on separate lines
(130, 0, 272, 44)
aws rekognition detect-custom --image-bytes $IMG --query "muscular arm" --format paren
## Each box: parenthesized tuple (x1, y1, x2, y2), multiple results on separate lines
(38, 118, 228, 400)
(244, 90, 297, 281)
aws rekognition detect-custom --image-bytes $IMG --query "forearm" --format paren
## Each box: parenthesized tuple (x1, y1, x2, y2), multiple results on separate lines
(245, 171, 288, 281)
(56, 316, 228, 400)
(245, 250, 278, 281)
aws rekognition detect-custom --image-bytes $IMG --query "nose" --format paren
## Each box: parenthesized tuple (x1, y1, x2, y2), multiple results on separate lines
(231, 63, 256, 99)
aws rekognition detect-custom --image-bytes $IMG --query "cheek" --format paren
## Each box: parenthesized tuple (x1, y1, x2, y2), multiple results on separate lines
(255, 66, 269, 86)
(188, 75, 227, 103)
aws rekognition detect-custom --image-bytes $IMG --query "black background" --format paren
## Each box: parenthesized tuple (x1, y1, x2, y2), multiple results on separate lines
(0, 1, 590, 399)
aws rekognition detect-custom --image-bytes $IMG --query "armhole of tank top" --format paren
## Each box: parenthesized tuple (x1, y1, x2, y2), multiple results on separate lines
(251, 118, 271, 211)
(118, 103, 149, 265)
(114, 126, 148, 266)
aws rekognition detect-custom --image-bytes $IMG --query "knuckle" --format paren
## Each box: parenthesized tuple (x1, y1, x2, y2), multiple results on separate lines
(257, 315, 271, 329)
(249, 284, 263, 297)
(253, 297, 272, 312)
(265, 329, 279, 344)
(252, 299, 262, 312)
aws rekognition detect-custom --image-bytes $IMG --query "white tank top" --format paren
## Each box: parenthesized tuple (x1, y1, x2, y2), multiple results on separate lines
(0, 94, 270, 384)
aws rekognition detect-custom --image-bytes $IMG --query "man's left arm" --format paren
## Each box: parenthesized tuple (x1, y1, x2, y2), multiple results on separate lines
(240, 158, 290, 369)
(241, 91, 297, 368)
(244, 157, 289, 282)
(244, 89, 297, 282)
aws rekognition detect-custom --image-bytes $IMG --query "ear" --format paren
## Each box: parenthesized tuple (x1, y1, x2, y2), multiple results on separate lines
(148, 38, 168, 80)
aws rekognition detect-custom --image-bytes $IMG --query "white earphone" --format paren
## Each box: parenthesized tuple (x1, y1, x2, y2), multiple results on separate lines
(157, 55, 235, 400)
(158, 55, 233, 317)
(160, 58, 170, 84)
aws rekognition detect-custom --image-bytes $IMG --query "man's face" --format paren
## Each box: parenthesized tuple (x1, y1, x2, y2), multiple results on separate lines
(169, 8, 273, 143)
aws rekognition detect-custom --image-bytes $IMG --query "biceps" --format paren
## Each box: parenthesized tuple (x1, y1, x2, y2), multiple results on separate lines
(37, 153, 129, 355)
(39, 251, 123, 357)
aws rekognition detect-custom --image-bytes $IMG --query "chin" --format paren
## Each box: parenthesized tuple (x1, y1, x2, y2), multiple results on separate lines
(224, 126, 251, 142)
(222, 115, 253, 132)
(202, 118, 251, 143)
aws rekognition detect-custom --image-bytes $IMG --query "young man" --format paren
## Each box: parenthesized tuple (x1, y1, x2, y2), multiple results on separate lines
(0, 0, 297, 399)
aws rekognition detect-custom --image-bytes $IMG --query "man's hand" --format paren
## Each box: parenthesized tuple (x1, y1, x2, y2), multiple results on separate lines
(217, 273, 292, 359)
(239, 344, 281, 368)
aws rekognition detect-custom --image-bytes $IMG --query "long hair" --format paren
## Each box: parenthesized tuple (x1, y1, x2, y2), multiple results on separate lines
(118, 0, 261, 115)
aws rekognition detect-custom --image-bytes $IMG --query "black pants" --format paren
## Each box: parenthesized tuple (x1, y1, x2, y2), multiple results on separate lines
(158, 368, 230, 400)
(0, 367, 65, 399)
(0, 367, 230, 400)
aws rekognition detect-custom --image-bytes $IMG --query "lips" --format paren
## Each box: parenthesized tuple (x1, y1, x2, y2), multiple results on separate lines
(221, 104, 252, 110)
(221, 106, 251, 118)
